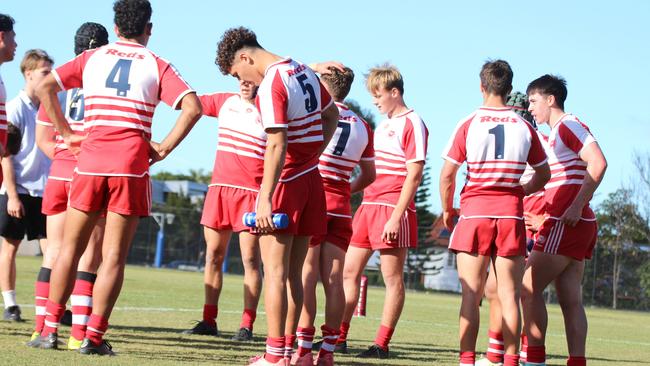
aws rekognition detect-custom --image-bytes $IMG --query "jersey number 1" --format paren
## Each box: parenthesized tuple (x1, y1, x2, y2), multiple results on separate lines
(488, 125, 505, 159)
(106, 59, 132, 97)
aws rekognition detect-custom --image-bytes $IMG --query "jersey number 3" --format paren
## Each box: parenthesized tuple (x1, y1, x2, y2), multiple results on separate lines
(106, 59, 132, 97)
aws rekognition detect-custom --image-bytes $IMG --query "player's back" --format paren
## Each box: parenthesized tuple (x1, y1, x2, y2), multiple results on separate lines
(444, 107, 546, 217)
(53, 41, 191, 176)
(257, 58, 333, 181)
(318, 102, 373, 186)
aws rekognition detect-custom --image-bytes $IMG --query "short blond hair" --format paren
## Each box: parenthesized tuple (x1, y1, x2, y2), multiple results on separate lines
(20, 49, 53, 75)
(365, 63, 404, 95)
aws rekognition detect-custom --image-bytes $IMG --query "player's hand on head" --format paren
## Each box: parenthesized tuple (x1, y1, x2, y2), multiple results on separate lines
(7, 196, 25, 219)
(310, 61, 346, 74)
(560, 204, 581, 227)
(381, 218, 400, 243)
(443, 209, 458, 231)
(255, 198, 275, 233)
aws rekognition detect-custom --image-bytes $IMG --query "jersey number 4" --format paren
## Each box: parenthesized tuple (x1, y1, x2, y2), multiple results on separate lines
(296, 74, 318, 113)
(106, 59, 132, 97)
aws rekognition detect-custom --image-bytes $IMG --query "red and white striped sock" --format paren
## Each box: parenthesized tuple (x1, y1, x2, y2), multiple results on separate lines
(337, 321, 350, 344)
(504, 354, 520, 366)
(70, 271, 96, 340)
(567, 356, 586, 366)
(520, 334, 528, 362)
(264, 336, 285, 363)
(296, 326, 315, 356)
(42, 300, 66, 337)
(85, 314, 109, 344)
(374, 325, 394, 351)
(33, 267, 51, 334)
(202, 304, 218, 328)
(317, 324, 339, 359)
(284, 333, 296, 359)
(486, 330, 504, 363)
(240, 308, 256, 331)
(460, 351, 475, 366)
(526, 345, 546, 365)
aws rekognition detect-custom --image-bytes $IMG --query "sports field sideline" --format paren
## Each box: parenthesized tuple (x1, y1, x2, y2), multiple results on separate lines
(1, 256, 648, 366)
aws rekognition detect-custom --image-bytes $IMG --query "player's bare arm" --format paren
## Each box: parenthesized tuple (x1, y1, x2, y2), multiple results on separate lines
(256, 128, 287, 232)
(1, 157, 23, 218)
(350, 160, 376, 194)
(522, 162, 550, 196)
(319, 102, 339, 154)
(524, 212, 545, 232)
(35, 123, 56, 160)
(561, 141, 607, 226)
(381, 160, 423, 242)
(439, 160, 459, 231)
(149, 92, 202, 164)
(35, 74, 83, 154)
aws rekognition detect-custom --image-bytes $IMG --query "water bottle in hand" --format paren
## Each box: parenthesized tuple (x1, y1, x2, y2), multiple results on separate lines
(243, 212, 289, 229)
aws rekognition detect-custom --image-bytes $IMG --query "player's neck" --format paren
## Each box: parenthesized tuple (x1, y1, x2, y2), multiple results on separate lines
(548, 108, 566, 128)
(482, 94, 506, 108)
(118, 35, 148, 47)
(257, 51, 284, 75)
(23, 84, 38, 107)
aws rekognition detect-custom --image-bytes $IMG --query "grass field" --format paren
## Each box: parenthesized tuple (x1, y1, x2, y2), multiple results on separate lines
(1, 256, 649, 365)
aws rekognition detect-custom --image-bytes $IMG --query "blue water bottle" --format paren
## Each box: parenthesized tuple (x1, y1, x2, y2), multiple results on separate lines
(243, 212, 289, 229)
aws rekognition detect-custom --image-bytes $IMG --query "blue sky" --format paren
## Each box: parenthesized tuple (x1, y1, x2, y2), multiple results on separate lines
(2, 1, 648, 212)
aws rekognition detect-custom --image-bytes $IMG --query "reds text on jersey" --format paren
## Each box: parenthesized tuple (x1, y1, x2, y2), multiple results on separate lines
(52, 41, 193, 177)
(256, 58, 333, 181)
(443, 107, 547, 218)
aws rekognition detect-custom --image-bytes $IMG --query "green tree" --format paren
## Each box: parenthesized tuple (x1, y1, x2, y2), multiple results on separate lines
(593, 189, 649, 309)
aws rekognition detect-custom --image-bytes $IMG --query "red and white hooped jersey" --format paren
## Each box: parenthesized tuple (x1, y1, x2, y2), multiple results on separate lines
(319, 102, 374, 217)
(521, 130, 548, 215)
(0, 73, 7, 148)
(543, 113, 597, 221)
(256, 58, 333, 182)
(362, 109, 428, 210)
(200, 92, 266, 192)
(36, 89, 87, 180)
(52, 41, 193, 177)
(443, 107, 547, 218)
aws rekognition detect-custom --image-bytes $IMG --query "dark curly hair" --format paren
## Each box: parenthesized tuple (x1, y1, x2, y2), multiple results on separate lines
(526, 74, 567, 110)
(506, 91, 535, 128)
(0, 14, 14, 32)
(480, 59, 513, 97)
(216, 27, 262, 75)
(321, 67, 354, 101)
(113, 0, 152, 39)
(75, 22, 109, 55)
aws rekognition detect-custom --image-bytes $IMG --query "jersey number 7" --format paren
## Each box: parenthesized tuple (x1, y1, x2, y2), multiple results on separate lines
(106, 59, 132, 97)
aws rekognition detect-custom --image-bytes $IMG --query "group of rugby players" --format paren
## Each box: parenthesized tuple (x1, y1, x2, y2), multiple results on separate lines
(0, 1, 606, 365)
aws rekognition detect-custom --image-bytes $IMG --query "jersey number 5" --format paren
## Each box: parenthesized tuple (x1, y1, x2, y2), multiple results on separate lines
(106, 59, 132, 97)
(296, 74, 317, 113)
(488, 125, 505, 159)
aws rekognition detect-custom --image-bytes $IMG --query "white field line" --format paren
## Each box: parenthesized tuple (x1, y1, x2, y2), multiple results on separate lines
(18, 304, 650, 347)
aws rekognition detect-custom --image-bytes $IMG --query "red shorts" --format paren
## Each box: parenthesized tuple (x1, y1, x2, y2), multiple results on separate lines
(201, 185, 256, 232)
(68, 173, 151, 217)
(449, 217, 526, 257)
(309, 214, 353, 251)
(271, 169, 326, 236)
(42, 179, 71, 215)
(350, 204, 417, 250)
(533, 219, 597, 260)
